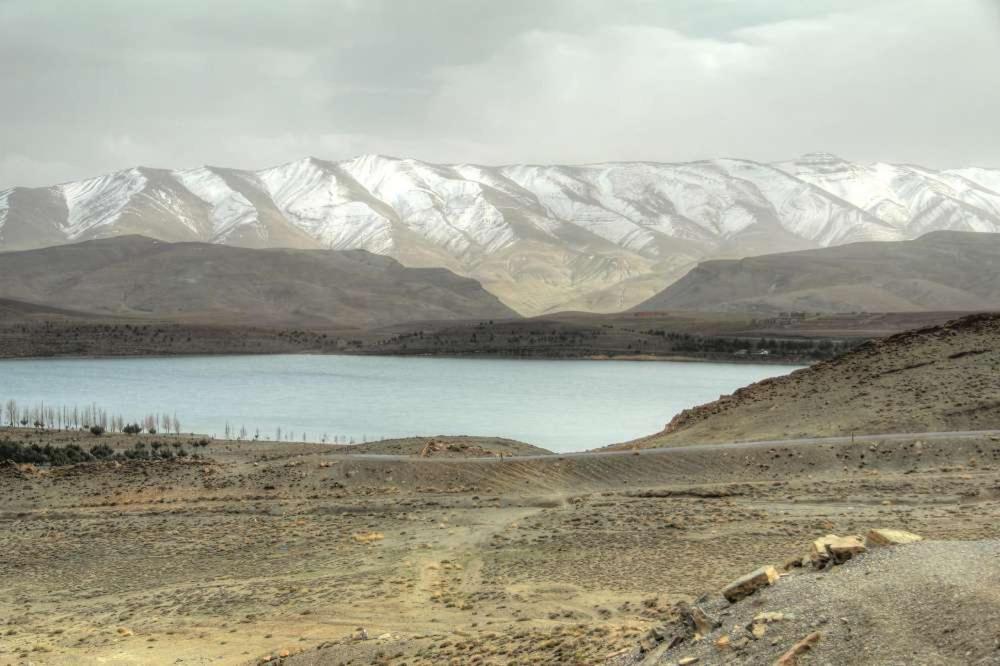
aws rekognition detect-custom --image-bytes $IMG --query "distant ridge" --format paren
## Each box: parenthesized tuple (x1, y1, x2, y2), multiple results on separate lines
(634, 231, 1000, 314)
(0, 236, 517, 328)
(3, 153, 1000, 315)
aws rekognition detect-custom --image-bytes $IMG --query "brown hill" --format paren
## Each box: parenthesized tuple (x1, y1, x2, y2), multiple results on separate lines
(0, 236, 517, 328)
(635, 231, 1000, 314)
(623, 313, 1000, 447)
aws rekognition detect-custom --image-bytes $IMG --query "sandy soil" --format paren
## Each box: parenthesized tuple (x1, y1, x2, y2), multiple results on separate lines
(1, 428, 999, 665)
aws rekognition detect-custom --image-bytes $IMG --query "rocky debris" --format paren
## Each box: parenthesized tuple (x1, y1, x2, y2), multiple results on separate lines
(809, 534, 866, 568)
(687, 605, 719, 637)
(722, 565, 779, 603)
(774, 632, 821, 665)
(0, 460, 43, 478)
(866, 528, 923, 547)
(418, 439, 498, 458)
(636, 602, 720, 658)
(749, 611, 789, 640)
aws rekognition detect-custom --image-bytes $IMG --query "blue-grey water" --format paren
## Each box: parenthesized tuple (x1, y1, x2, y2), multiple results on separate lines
(0, 355, 799, 452)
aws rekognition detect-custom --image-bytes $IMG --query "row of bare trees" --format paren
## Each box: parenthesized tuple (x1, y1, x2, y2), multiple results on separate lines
(2, 399, 181, 435)
(219, 422, 364, 444)
(2, 399, 378, 443)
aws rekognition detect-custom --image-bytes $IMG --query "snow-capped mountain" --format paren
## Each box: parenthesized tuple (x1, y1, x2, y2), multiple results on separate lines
(1, 153, 998, 315)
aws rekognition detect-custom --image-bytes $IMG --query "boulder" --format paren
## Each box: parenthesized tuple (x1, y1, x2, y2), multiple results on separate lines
(722, 565, 779, 603)
(866, 528, 923, 547)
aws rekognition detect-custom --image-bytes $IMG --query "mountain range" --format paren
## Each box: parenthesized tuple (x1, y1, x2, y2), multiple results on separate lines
(637, 230, 1000, 314)
(0, 236, 516, 328)
(2, 153, 999, 315)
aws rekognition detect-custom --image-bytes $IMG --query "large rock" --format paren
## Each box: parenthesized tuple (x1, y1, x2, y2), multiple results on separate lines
(810, 534, 866, 567)
(866, 528, 923, 547)
(722, 565, 779, 603)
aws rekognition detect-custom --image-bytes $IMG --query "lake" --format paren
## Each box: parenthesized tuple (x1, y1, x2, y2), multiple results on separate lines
(0, 355, 799, 452)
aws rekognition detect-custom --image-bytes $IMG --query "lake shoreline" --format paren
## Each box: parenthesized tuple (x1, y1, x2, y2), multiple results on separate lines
(0, 347, 807, 367)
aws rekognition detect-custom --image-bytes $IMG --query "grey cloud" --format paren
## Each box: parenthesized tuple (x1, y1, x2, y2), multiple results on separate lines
(0, 0, 996, 189)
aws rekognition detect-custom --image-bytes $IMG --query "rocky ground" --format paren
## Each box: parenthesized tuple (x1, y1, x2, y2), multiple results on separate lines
(1, 428, 999, 665)
(633, 539, 1000, 665)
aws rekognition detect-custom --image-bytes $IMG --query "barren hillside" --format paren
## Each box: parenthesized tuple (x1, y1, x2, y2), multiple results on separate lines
(624, 312, 1000, 447)
(636, 231, 1000, 313)
(0, 236, 517, 328)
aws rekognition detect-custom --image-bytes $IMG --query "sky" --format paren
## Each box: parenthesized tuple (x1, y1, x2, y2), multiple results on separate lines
(1, 0, 999, 189)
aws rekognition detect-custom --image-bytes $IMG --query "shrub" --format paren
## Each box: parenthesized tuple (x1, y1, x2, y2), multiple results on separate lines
(0, 438, 95, 466)
(89, 443, 114, 459)
(89, 425, 105, 436)
(123, 423, 141, 435)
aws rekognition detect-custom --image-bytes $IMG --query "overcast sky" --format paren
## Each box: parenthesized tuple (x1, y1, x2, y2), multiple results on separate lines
(1, 0, 998, 188)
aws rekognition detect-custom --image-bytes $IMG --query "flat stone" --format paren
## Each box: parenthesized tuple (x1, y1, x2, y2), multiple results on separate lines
(866, 528, 923, 547)
(775, 631, 821, 665)
(810, 534, 866, 566)
(722, 565, 779, 603)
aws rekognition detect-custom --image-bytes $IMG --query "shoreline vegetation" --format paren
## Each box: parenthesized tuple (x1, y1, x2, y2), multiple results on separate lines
(0, 309, 970, 364)
(0, 428, 553, 467)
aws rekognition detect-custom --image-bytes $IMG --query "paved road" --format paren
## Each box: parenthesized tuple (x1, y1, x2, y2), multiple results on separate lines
(324, 429, 1000, 463)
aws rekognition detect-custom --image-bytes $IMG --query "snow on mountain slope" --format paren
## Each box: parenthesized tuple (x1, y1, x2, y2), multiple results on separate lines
(0, 189, 10, 235)
(340, 155, 516, 257)
(4, 153, 1000, 315)
(709, 159, 898, 244)
(59, 168, 148, 239)
(173, 167, 259, 240)
(258, 157, 395, 254)
(778, 153, 1000, 237)
(946, 167, 1000, 195)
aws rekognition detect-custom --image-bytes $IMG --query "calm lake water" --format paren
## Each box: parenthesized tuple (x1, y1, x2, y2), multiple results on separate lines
(0, 355, 799, 452)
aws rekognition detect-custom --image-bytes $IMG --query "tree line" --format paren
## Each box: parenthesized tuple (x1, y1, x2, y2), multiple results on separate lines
(2, 400, 182, 435)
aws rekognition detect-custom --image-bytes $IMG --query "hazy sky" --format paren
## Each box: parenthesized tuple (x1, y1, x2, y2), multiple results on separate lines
(2, 0, 999, 188)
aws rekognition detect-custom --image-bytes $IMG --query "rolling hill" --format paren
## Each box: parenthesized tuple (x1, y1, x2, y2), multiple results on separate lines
(619, 312, 1000, 447)
(0, 236, 517, 328)
(3, 153, 999, 315)
(635, 231, 1000, 313)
